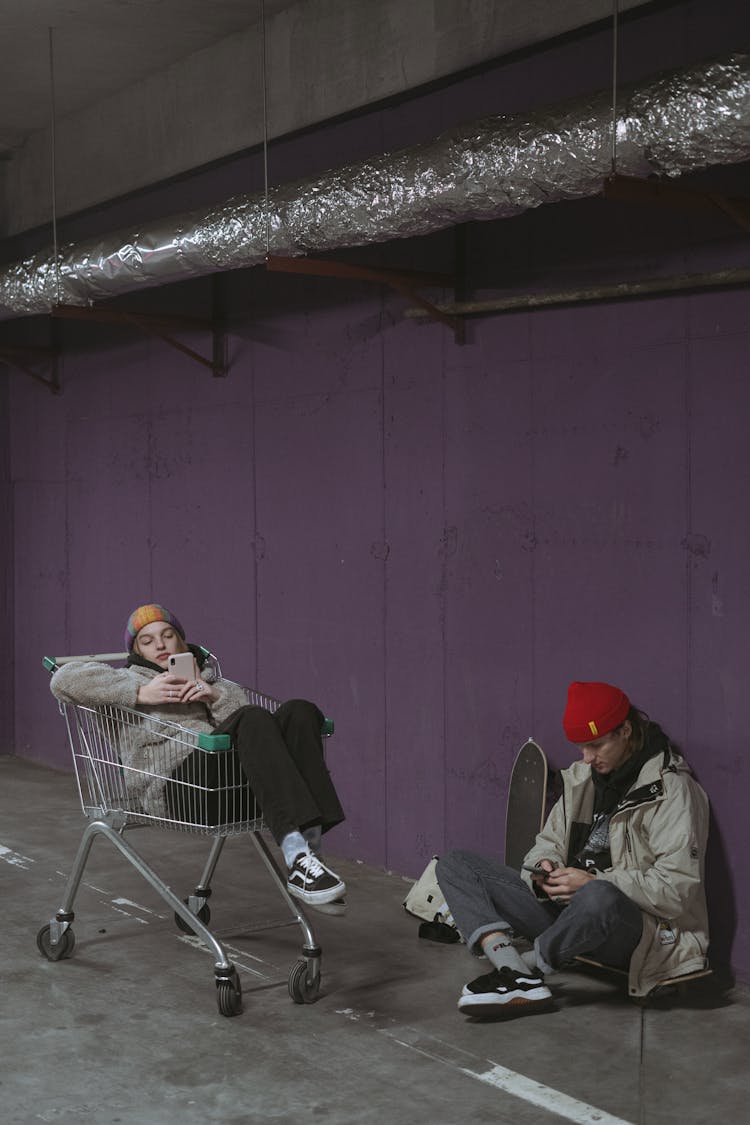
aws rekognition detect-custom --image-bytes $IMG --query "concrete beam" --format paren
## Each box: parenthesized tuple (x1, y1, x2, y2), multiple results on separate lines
(0, 0, 650, 236)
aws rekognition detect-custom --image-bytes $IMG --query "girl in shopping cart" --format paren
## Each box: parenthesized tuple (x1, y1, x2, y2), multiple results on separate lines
(50, 603, 347, 908)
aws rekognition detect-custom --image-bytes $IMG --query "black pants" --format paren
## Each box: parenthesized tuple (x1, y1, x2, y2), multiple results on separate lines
(169, 699, 345, 843)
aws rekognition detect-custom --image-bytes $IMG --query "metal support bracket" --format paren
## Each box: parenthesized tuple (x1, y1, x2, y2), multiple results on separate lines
(52, 300, 229, 377)
(603, 174, 750, 234)
(452, 225, 469, 345)
(265, 254, 460, 334)
(0, 344, 60, 394)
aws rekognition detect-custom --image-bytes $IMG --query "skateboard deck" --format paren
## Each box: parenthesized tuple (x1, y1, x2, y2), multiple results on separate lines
(574, 956, 713, 999)
(504, 739, 548, 871)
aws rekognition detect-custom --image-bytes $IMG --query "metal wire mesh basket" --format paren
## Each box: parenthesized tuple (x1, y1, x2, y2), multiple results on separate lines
(61, 686, 282, 836)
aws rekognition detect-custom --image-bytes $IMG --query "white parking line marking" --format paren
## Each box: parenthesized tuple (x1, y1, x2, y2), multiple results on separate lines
(461, 1063, 635, 1125)
(109, 904, 149, 923)
(360, 1015, 636, 1125)
(111, 897, 166, 918)
(0, 844, 35, 869)
(175, 933, 276, 980)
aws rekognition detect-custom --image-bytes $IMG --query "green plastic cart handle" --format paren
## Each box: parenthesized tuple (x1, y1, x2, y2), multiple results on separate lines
(197, 733, 232, 751)
(199, 721, 332, 752)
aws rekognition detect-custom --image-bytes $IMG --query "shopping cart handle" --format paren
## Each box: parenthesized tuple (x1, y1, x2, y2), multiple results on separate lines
(41, 654, 333, 740)
(43, 647, 213, 673)
(43, 652, 129, 672)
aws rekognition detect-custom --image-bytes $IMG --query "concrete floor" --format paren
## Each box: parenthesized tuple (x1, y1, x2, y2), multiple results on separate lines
(3, 755, 747, 1125)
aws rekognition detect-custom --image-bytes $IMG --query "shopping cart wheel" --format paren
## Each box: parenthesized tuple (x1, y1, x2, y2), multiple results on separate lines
(174, 900, 211, 935)
(36, 924, 76, 961)
(216, 967, 243, 1017)
(288, 958, 321, 1004)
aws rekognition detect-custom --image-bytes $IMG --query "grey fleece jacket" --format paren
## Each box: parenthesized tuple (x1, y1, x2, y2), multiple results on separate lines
(50, 660, 248, 815)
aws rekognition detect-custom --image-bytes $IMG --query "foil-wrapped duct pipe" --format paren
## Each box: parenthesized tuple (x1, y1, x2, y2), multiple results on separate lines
(0, 52, 748, 319)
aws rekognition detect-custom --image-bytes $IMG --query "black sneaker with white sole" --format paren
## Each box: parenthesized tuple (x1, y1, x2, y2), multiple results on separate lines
(458, 966, 552, 1016)
(286, 851, 346, 906)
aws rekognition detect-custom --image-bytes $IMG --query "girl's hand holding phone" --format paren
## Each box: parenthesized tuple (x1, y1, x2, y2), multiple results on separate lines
(136, 653, 216, 705)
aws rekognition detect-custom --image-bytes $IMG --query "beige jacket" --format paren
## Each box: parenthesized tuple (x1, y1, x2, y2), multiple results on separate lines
(50, 659, 249, 814)
(522, 747, 710, 996)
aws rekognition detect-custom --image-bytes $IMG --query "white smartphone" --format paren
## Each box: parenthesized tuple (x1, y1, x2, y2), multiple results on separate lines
(168, 652, 198, 680)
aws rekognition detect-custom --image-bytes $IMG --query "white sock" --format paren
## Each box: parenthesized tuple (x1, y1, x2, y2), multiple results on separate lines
(303, 824, 322, 853)
(532, 936, 554, 976)
(481, 932, 528, 974)
(280, 831, 308, 869)
(521, 949, 540, 975)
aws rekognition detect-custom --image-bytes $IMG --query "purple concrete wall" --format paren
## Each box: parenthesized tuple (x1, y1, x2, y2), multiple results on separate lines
(6, 280, 750, 980)
(3, 0, 749, 981)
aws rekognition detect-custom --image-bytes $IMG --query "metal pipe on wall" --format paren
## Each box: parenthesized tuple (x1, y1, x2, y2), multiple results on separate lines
(404, 268, 750, 318)
(0, 52, 748, 320)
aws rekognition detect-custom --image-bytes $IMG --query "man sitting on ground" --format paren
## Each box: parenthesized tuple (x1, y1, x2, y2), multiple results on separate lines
(437, 681, 710, 1015)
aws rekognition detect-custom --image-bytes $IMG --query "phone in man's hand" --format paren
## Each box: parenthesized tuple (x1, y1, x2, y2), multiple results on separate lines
(522, 863, 554, 878)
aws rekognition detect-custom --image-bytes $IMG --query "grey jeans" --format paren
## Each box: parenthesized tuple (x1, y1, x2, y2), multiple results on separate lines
(436, 850, 643, 973)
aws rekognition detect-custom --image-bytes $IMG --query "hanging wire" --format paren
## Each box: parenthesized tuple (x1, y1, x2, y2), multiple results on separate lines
(48, 26, 61, 305)
(610, 0, 620, 175)
(259, 0, 271, 257)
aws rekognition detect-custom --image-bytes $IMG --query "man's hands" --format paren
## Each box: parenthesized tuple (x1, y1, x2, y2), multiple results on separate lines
(136, 672, 217, 706)
(530, 861, 596, 903)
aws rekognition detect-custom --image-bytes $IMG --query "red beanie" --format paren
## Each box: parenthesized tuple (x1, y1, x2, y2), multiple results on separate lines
(562, 681, 630, 743)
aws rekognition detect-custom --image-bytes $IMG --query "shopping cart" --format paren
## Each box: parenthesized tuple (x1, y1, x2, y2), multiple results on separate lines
(37, 649, 335, 1017)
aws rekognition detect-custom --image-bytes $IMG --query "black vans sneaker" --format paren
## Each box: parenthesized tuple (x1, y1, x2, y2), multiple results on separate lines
(286, 851, 346, 906)
(458, 966, 552, 1016)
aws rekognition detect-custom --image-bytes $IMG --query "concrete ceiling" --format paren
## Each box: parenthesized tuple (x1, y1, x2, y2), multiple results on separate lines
(0, 0, 653, 238)
(0, 0, 300, 155)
